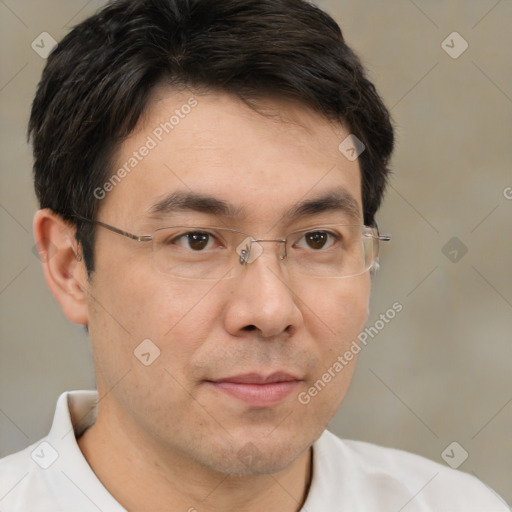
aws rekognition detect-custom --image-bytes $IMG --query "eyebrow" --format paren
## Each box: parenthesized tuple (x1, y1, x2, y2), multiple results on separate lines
(147, 189, 362, 223)
(284, 189, 362, 223)
(148, 191, 244, 218)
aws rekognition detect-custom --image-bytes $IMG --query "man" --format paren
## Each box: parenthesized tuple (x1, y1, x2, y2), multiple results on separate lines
(0, 0, 508, 510)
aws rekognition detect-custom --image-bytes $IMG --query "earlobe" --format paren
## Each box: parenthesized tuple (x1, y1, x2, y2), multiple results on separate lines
(33, 209, 89, 325)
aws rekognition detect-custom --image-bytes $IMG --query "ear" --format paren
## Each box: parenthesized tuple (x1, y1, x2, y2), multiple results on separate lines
(33, 209, 89, 325)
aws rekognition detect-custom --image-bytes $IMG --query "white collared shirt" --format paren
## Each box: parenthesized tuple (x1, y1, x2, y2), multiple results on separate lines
(0, 391, 509, 511)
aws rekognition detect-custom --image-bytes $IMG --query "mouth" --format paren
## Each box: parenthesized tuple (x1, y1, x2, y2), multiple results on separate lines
(206, 372, 302, 407)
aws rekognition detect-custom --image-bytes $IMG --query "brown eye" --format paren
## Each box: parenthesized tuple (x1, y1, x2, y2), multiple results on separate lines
(304, 231, 329, 250)
(185, 232, 211, 251)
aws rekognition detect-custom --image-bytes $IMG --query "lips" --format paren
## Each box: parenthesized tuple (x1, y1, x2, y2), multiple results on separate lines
(213, 372, 299, 385)
(207, 372, 302, 407)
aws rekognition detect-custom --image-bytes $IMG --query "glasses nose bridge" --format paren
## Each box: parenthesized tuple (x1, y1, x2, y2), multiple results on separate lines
(236, 236, 287, 265)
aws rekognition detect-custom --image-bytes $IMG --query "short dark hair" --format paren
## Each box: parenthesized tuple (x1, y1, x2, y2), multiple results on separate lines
(28, 0, 394, 273)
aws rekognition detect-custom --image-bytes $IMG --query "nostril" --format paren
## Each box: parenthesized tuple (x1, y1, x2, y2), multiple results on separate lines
(243, 325, 257, 332)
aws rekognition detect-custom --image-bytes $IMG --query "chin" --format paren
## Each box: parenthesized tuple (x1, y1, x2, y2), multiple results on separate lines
(225, 445, 307, 477)
(196, 430, 311, 477)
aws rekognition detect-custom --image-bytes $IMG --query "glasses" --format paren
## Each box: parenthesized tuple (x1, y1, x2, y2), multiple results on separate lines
(77, 216, 390, 280)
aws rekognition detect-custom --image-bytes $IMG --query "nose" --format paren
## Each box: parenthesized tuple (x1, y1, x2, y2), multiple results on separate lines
(223, 249, 303, 339)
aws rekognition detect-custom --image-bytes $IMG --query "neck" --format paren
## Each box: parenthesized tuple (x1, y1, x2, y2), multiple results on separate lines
(77, 396, 312, 512)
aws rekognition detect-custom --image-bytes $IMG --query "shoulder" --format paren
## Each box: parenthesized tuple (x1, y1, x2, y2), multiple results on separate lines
(311, 431, 509, 511)
(0, 440, 60, 511)
(0, 390, 100, 511)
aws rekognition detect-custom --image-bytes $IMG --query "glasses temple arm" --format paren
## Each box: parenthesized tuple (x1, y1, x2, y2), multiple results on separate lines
(73, 215, 152, 242)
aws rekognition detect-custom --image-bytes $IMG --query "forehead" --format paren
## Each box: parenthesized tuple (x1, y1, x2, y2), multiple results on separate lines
(101, 88, 363, 227)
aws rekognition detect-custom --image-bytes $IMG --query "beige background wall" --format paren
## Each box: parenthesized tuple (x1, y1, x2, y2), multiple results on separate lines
(1, 0, 511, 505)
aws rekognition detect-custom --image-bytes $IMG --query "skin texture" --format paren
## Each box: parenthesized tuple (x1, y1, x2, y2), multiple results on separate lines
(34, 89, 371, 511)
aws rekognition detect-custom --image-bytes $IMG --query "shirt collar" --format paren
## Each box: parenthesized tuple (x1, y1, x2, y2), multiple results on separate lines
(44, 390, 127, 511)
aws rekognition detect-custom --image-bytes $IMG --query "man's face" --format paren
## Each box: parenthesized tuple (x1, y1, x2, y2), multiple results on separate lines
(85, 88, 370, 475)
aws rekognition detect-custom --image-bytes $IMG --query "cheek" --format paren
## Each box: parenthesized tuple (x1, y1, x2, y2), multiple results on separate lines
(92, 260, 219, 335)
(298, 275, 370, 409)
(86, 262, 225, 387)
(302, 274, 370, 341)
